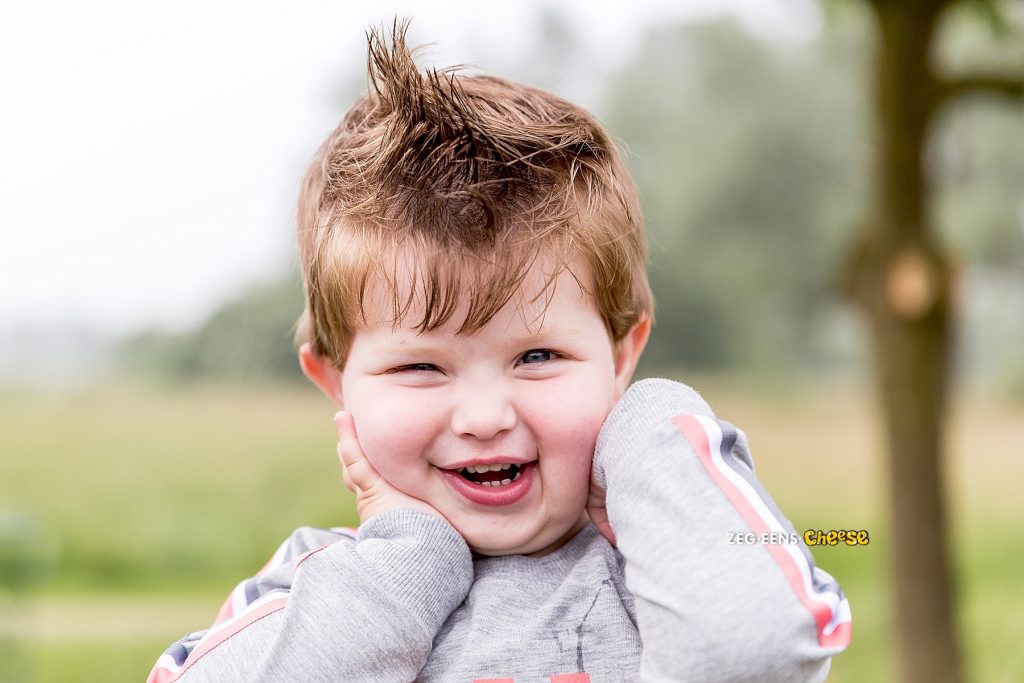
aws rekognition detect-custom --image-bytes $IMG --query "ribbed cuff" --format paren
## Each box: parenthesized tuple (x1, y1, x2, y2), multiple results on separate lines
(593, 378, 715, 490)
(355, 509, 473, 632)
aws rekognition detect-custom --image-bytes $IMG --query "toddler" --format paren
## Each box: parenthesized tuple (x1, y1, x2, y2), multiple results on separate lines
(148, 20, 850, 683)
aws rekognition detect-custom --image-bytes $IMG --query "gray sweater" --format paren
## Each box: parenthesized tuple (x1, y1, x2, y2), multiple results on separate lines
(148, 379, 850, 682)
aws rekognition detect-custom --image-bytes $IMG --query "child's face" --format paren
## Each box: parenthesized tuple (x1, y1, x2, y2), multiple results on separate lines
(337, 255, 641, 557)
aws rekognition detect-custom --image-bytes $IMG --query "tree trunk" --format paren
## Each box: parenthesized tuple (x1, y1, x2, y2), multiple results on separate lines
(848, 1, 964, 681)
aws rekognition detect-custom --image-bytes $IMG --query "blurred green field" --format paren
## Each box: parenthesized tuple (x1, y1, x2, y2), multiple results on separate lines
(1, 376, 1021, 682)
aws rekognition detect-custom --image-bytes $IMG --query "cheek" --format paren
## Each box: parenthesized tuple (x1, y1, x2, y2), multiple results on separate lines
(526, 379, 613, 474)
(345, 388, 438, 484)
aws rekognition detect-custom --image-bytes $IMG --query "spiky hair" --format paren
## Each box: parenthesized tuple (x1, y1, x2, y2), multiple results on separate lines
(295, 19, 652, 367)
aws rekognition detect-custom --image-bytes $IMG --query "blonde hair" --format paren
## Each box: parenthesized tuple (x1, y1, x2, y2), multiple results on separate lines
(295, 19, 652, 367)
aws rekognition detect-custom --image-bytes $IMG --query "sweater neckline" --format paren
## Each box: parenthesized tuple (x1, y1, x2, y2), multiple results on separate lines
(471, 523, 602, 580)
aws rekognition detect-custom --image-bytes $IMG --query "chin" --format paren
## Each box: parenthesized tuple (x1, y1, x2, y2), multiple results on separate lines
(464, 530, 542, 557)
(464, 514, 587, 558)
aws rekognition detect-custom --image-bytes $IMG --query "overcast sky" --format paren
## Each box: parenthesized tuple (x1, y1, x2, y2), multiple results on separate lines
(0, 0, 818, 339)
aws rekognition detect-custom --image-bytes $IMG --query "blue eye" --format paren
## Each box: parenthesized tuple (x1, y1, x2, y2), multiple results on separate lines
(520, 350, 554, 364)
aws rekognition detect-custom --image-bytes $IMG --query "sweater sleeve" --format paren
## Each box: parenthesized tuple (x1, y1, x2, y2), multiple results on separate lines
(592, 379, 851, 683)
(146, 510, 473, 683)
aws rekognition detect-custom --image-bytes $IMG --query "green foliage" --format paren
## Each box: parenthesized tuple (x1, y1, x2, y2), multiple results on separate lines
(933, 103, 1024, 270)
(119, 277, 306, 384)
(958, 0, 1018, 38)
(0, 511, 57, 594)
(604, 18, 872, 372)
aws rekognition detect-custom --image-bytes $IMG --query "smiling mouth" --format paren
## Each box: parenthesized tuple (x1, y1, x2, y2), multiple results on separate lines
(456, 463, 525, 487)
(438, 462, 537, 506)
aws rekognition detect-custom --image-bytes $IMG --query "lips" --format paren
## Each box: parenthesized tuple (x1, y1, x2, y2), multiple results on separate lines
(438, 461, 537, 506)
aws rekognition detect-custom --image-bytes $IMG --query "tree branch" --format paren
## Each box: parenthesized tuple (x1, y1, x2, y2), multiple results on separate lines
(937, 73, 1024, 106)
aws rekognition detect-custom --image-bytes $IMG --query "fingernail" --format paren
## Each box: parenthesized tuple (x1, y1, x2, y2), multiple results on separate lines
(334, 411, 346, 427)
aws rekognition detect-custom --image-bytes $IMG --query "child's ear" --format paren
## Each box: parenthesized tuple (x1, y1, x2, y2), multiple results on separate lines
(612, 314, 651, 398)
(298, 342, 344, 407)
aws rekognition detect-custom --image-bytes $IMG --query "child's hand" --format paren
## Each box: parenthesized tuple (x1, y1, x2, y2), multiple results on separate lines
(334, 411, 448, 524)
(587, 474, 617, 547)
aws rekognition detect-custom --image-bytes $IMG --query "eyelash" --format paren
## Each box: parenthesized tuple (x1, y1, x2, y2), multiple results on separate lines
(518, 349, 558, 365)
(391, 363, 439, 373)
(389, 349, 562, 373)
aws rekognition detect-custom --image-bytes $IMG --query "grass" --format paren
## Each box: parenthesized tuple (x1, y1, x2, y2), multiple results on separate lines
(8, 639, 174, 683)
(0, 381, 357, 595)
(1, 375, 1021, 682)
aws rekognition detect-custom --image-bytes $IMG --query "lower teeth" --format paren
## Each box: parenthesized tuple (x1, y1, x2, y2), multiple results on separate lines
(478, 470, 523, 487)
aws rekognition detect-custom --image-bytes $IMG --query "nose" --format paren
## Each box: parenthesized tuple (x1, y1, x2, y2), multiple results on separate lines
(450, 383, 517, 440)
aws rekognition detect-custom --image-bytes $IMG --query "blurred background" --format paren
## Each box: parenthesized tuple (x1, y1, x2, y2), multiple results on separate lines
(1, 0, 1021, 681)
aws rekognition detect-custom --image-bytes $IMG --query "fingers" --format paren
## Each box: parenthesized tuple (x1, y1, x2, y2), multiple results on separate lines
(334, 411, 361, 468)
(340, 458, 357, 494)
(588, 474, 616, 546)
(587, 505, 617, 547)
(334, 411, 379, 494)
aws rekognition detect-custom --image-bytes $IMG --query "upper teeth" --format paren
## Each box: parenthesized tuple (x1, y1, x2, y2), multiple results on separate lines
(462, 463, 514, 473)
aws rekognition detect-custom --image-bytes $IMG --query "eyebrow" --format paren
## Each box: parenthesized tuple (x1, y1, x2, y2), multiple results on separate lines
(369, 327, 582, 359)
(367, 344, 444, 362)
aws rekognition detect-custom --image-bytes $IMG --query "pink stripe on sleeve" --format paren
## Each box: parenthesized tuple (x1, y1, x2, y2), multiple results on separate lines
(672, 414, 851, 648)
